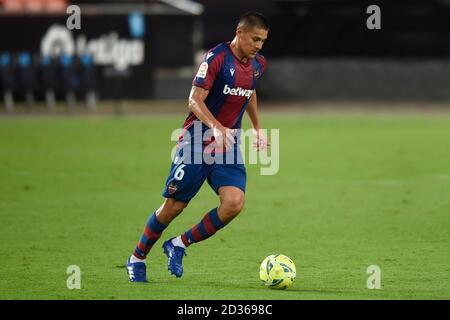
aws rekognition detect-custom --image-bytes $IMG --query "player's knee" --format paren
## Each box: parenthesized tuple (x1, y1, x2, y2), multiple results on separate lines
(162, 199, 188, 221)
(222, 193, 245, 216)
(170, 200, 188, 215)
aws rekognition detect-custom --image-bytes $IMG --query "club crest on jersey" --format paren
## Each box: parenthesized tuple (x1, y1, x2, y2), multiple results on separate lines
(196, 62, 208, 79)
(230, 68, 235, 76)
(254, 68, 260, 79)
(168, 183, 178, 194)
(223, 84, 253, 98)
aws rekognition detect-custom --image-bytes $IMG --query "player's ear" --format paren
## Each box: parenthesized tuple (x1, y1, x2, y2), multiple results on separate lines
(236, 25, 247, 37)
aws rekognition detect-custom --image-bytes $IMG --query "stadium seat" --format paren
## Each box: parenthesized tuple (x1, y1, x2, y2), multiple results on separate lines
(3, 0, 24, 12)
(45, 0, 67, 12)
(23, 0, 45, 13)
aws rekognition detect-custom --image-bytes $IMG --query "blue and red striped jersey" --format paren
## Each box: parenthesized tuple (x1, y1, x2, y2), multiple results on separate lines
(179, 42, 266, 148)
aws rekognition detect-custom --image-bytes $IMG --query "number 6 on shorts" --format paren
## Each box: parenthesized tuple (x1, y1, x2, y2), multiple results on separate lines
(174, 164, 186, 181)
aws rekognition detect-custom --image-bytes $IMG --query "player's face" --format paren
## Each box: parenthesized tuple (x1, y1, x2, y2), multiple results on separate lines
(238, 26, 268, 59)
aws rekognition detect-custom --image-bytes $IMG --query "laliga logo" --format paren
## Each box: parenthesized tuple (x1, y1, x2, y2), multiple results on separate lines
(41, 24, 144, 71)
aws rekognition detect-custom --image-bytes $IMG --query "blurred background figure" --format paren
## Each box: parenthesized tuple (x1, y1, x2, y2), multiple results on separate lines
(80, 53, 97, 112)
(0, 0, 449, 111)
(59, 53, 79, 111)
(0, 51, 16, 112)
(40, 54, 57, 111)
(18, 51, 36, 109)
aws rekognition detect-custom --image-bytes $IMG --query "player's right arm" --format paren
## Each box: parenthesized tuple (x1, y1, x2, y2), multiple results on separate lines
(188, 86, 221, 130)
(188, 86, 235, 150)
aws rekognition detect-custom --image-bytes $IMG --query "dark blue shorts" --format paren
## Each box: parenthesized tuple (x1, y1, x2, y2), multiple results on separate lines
(162, 146, 246, 202)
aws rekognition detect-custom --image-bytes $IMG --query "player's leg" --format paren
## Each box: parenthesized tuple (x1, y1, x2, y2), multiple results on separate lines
(176, 186, 244, 248)
(127, 146, 210, 282)
(163, 163, 246, 277)
(181, 163, 247, 246)
(217, 186, 245, 223)
(126, 198, 188, 283)
(132, 198, 188, 260)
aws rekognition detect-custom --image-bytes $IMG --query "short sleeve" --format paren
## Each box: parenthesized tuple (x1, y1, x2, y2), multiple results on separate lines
(256, 54, 267, 77)
(192, 51, 224, 91)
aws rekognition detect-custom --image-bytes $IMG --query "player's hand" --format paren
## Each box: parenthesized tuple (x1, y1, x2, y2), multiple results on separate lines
(252, 128, 270, 151)
(213, 125, 236, 151)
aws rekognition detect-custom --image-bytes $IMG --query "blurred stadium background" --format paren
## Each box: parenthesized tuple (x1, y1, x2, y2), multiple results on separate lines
(1, 0, 450, 111)
(1, 0, 450, 300)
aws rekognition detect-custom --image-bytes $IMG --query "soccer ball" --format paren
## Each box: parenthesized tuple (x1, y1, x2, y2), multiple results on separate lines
(259, 254, 296, 289)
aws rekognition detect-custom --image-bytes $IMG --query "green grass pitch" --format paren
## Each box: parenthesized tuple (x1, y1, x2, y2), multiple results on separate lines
(0, 112, 449, 299)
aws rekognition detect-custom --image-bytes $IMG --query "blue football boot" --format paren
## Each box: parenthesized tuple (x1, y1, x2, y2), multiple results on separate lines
(162, 238, 186, 278)
(126, 256, 148, 283)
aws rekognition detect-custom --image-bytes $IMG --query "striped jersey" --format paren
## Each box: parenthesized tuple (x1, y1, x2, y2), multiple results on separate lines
(179, 42, 266, 149)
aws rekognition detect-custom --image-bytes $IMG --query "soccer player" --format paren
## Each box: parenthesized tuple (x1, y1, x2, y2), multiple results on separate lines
(126, 12, 270, 282)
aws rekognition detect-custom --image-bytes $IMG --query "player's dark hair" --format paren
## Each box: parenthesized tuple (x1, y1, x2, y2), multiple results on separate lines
(238, 12, 270, 31)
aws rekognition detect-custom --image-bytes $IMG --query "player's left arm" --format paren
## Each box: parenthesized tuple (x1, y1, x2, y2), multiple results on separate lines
(246, 90, 269, 151)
